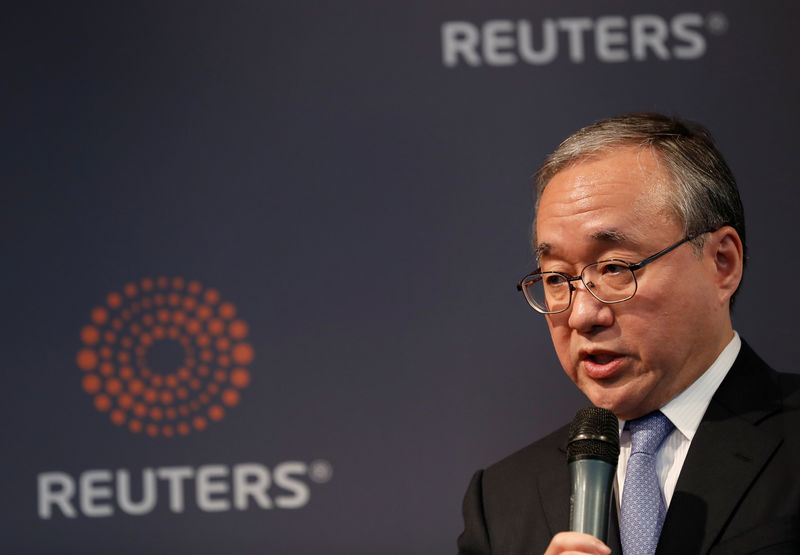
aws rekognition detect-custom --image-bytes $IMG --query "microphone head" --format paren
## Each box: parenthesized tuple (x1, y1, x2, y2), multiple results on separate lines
(567, 407, 620, 464)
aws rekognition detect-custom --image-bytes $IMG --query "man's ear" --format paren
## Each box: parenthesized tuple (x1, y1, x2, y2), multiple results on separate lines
(707, 226, 744, 305)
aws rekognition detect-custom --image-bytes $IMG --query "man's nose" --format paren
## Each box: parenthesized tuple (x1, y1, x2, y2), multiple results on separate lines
(567, 280, 614, 332)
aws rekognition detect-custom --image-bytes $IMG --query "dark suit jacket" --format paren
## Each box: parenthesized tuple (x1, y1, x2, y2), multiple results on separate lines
(458, 341, 800, 554)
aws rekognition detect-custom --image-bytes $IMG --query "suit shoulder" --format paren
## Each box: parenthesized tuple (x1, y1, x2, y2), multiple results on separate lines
(482, 423, 569, 484)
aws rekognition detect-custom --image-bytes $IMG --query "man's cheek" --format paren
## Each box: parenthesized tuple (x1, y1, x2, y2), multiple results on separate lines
(556, 351, 578, 383)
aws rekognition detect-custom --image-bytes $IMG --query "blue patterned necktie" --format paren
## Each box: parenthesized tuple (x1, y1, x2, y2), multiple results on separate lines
(620, 411, 675, 555)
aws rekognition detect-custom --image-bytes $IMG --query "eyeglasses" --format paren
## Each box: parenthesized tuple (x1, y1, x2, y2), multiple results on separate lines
(516, 231, 708, 314)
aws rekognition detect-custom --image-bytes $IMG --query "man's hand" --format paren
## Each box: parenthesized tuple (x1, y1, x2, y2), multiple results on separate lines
(543, 532, 611, 555)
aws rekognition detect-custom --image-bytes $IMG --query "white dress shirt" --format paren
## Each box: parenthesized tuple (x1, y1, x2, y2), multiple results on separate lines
(615, 332, 741, 509)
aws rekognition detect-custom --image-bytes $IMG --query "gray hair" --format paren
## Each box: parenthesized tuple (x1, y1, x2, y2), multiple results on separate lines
(532, 112, 746, 304)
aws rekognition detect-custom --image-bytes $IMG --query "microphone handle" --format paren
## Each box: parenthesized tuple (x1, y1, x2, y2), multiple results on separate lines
(568, 458, 616, 542)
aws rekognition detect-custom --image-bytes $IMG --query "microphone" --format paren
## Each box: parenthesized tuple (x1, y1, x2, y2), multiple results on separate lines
(567, 407, 620, 543)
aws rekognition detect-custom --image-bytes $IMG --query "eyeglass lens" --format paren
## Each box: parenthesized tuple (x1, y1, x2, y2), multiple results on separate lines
(522, 260, 637, 313)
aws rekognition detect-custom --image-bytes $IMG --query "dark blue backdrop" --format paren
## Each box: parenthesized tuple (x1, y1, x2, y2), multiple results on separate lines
(3, 2, 800, 553)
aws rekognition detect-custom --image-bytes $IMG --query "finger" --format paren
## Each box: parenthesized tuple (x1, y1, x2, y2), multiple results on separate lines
(543, 531, 611, 555)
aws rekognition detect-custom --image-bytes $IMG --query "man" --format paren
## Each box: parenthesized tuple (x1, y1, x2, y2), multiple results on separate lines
(457, 113, 800, 554)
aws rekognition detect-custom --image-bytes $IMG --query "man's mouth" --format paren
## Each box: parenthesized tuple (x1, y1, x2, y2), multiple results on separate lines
(581, 351, 624, 379)
(588, 353, 616, 364)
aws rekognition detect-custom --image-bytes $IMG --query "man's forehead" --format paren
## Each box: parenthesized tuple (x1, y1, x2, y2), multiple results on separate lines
(533, 147, 677, 258)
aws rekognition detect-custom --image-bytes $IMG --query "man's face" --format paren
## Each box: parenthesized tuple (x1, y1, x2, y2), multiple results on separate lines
(535, 146, 732, 420)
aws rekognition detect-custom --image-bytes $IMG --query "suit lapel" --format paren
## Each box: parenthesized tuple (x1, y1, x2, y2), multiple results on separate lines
(656, 342, 783, 555)
(537, 443, 570, 537)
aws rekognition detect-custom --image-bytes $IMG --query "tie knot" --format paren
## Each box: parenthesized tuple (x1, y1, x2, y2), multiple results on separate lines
(627, 411, 674, 455)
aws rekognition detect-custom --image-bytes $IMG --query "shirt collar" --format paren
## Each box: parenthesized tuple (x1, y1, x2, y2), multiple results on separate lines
(617, 331, 741, 440)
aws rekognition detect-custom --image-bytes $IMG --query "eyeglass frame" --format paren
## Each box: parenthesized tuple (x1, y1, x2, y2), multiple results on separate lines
(516, 229, 716, 314)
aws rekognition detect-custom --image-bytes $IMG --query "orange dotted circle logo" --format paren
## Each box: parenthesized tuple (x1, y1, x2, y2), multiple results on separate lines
(76, 277, 253, 437)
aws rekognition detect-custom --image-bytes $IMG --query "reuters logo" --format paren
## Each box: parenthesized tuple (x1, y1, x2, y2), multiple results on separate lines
(76, 277, 253, 437)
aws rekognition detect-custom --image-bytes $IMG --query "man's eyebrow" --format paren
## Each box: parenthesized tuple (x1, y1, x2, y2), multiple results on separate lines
(535, 229, 633, 259)
(590, 229, 630, 244)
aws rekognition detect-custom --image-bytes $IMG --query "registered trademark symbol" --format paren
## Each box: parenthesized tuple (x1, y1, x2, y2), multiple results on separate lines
(309, 460, 333, 483)
(706, 12, 728, 35)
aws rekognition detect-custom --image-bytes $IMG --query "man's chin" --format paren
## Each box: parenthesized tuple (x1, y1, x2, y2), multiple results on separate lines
(579, 383, 645, 420)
